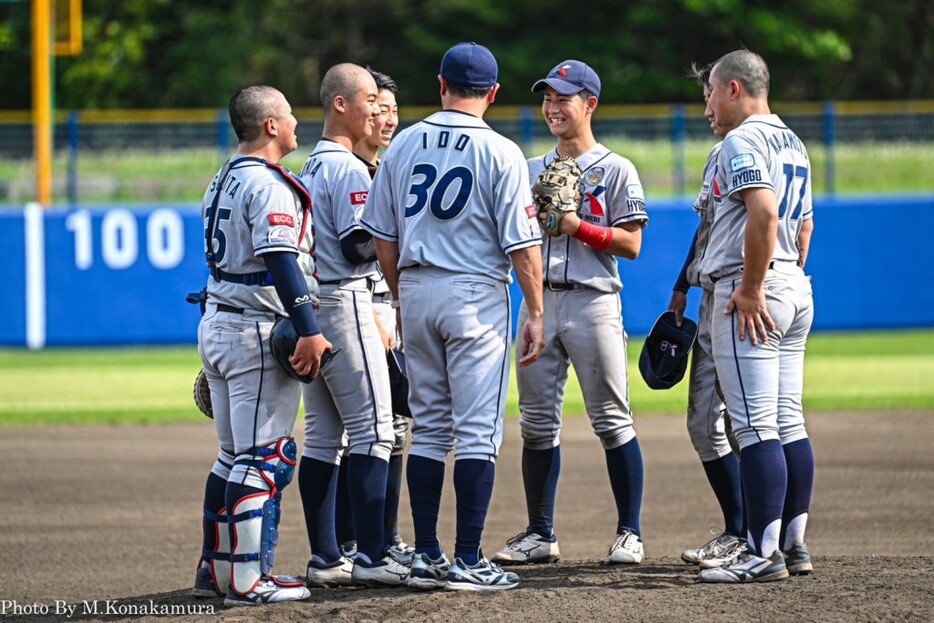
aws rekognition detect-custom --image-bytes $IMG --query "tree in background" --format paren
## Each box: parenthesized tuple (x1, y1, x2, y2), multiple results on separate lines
(0, 0, 930, 109)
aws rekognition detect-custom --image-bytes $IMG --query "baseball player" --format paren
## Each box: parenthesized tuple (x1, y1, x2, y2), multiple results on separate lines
(695, 49, 815, 583)
(668, 63, 747, 569)
(361, 41, 545, 591)
(190, 86, 332, 606)
(295, 63, 407, 588)
(332, 67, 414, 564)
(491, 59, 649, 567)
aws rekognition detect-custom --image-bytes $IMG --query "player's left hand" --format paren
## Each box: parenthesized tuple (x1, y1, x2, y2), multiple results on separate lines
(667, 290, 688, 326)
(725, 283, 775, 345)
(518, 316, 545, 366)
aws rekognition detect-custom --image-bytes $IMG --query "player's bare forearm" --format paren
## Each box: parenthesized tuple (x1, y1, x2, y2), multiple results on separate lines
(797, 217, 814, 269)
(510, 245, 545, 365)
(374, 238, 402, 300)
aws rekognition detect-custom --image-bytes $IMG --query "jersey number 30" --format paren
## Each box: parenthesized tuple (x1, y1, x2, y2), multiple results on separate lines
(405, 163, 474, 221)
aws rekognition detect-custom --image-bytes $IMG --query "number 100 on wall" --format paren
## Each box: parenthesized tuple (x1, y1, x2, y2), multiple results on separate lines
(65, 208, 185, 270)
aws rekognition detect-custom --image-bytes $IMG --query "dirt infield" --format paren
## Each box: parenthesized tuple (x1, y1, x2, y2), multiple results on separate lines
(2, 411, 932, 622)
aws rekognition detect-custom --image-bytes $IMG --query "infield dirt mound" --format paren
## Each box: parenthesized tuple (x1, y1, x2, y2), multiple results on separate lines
(1, 411, 932, 622)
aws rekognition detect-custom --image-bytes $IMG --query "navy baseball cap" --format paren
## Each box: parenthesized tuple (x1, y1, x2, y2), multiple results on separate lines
(638, 311, 698, 390)
(532, 60, 601, 98)
(440, 42, 498, 88)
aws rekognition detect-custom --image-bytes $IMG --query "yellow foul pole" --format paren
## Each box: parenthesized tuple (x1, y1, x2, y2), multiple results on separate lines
(32, 0, 52, 206)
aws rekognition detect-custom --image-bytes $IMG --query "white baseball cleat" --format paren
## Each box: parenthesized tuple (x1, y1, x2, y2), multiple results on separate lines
(223, 575, 311, 606)
(681, 529, 747, 568)
(607, 529, 644, 564)
(491, 529, 561, 565)
(306, 555, 354, 588)
(351, 555, 409, 587)
(407, 552, 452, 590)
(698, 550, 789, 583)
(445, 555, 520, 591)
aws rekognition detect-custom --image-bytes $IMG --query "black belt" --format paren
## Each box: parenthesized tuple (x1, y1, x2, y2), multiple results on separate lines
(216, 303, 244, 314)
(319, 278, 376, 293)
(544, 281, 582, 291)
(710, 261, 775, 284)
(214, 269, 274, 287)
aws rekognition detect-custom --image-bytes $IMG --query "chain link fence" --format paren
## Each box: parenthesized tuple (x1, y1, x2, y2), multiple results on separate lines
(1, 102, 932, 204)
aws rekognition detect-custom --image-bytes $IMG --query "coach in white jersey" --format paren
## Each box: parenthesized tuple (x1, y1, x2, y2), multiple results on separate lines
(296, 63, 407, 589)
(695, 50, 816, 584)
(192, 86, 332, 606)
(362, 42, 544, 591)
(669, 63, 746, 570)
(491, 60, 650, 568)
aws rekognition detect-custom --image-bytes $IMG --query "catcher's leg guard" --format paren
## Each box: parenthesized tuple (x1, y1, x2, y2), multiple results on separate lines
(225, 438, 309, 605)
(193, 450, 234, 597)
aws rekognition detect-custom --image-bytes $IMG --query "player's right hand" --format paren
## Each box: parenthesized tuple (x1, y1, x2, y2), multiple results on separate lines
(291, 333, 333, 380)
(667, 290, 688, 326)
(518, 316, 545, 367)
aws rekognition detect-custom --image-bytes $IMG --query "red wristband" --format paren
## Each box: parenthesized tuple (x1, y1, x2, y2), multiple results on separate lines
(572, 220, 612, 251)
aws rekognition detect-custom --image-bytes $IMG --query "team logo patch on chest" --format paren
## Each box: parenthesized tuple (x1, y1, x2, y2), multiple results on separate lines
(586, 167, 606, 185)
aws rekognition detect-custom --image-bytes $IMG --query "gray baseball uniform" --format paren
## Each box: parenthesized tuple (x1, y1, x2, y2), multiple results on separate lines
(518, 145, 647, 451)
(684, 142, 733, 461)
(699, 114, 814, 450)
(361, 109, 541, 462)
(298, 140, 393, 464)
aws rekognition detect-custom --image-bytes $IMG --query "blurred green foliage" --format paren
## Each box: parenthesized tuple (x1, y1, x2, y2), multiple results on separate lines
(0, 0, 931, 109)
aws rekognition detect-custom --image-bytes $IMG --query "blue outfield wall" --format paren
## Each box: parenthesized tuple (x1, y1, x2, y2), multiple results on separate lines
(1, 194, 932, 347)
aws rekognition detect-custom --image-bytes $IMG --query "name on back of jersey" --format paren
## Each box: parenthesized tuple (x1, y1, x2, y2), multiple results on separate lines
(420, 130, 471, 151)
(766, 130, 807, 157)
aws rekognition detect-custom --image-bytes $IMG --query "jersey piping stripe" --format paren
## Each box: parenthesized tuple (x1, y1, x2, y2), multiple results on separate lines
(420, 120, 494, 131)
(350, 289, 382, 447)
(487, 281, 511, 459)
(503, 238, 541, 254)
(728, 279, 761, 443)
(743, 119, 789, 131)
(359, 219, 398, 242)
(253, 319, 266, 453)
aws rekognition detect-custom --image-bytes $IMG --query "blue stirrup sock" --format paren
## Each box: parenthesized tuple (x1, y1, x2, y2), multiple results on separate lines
(701, 452, 746, 538)
(605, 437, 644, 536)
(297, 456, 341, 563)
(384, 454, 404, 544)
(740, 439, 787, 556)
(334, 458, 355, 551)
(781, 438, 814, 549)
(407, 455, 445, 560)
(201, 471, 228, 555)
(345, 454, 389, 564)
(522, 446, 561, 538)
(453, 459, 495, 566)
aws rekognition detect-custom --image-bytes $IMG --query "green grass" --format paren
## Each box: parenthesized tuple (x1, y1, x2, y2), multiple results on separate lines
(1, 329, 931, 426)
(1, 140, 931, 205)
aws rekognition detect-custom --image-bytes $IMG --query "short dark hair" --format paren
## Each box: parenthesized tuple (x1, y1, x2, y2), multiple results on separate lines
(577, 88, 596, 102)
(711, 49, 770, 98)
(229, 86, 282, 142)
(366, 67, 398, 94)
(445, 80, 493, 99)
(689, 62, 714, 89)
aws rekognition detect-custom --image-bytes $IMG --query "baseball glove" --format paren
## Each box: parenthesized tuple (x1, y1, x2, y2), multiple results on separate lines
(193, 368, 213, 419)
(533, 155, 583, 236)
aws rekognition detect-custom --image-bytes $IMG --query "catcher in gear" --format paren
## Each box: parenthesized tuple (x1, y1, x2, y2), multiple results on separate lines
(533, 156, 583, 236)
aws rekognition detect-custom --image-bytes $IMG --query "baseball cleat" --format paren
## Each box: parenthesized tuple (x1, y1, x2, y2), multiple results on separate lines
(783, 542, 814, 576)
(407, 552, 452, 590)
(223, 575, 311, 606)
(491, 529, 561, 565)
(191, 561, 223, 597)
(697, 550, 789, 583)
(351, 555, 409, 587)
(445, 555, 521, 591)
(388, 540, 416, 566)
(339, 542, 358, 561)
(607, 529, 644, 564)
(681, 529, 747, 568)
(306, 555, 354, 588)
